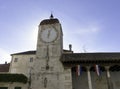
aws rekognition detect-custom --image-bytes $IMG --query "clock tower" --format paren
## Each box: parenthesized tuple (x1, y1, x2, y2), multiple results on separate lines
(31, 15, 72, 89)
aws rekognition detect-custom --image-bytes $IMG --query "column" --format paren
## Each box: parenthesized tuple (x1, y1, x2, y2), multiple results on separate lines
(105, 66, 113, 89)
(87, 66, 93, 89)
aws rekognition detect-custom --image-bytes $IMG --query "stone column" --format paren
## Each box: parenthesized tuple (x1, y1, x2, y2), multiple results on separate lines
(105, 66, 113, 89)
(87, 66, 93, 89)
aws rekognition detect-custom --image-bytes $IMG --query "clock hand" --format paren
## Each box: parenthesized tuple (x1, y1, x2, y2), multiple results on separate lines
(47, 30, 51, 38)
(46, 45, 49, 70)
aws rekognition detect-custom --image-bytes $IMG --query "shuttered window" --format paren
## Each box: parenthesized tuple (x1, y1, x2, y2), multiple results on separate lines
(14, 87, 21, 89)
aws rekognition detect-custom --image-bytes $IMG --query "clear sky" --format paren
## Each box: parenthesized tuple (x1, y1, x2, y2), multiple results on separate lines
(0, 0, 120, 63)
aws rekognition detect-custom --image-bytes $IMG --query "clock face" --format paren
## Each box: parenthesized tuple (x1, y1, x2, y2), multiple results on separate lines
(40, 28, 58, 43)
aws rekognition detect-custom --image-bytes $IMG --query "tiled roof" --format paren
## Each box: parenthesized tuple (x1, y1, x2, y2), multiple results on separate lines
(11, 50, 120, 64)
(11, 51, 36, 55)
(11, 50, 72, 55)
(40, 18, 59, 25)
(0, 63, 10, 72)
(61, 53, 120, 64)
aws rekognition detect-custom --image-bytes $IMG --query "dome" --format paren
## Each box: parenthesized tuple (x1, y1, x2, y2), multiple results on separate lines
(40, 14, 60, 25)
(40, 18, 59, 25)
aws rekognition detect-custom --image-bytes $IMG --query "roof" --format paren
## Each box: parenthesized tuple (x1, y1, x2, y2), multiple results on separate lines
(0, 63, 10, 72)
(11, 51, 120, 64)
(11, 51, 36, 55)
(11, 50, 72, 55)
(40, 18, 59, 25)
(61, 53, 120, 64)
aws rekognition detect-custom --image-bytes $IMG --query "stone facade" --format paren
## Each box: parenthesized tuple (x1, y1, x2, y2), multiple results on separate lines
(0, 16, 120, 89)
(9, 54, 35, 76)
(31, 17, 72, 89)
(0, 82, 27, 89)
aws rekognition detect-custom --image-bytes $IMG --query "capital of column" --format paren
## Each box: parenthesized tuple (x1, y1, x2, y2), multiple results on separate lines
(105, 66, 110, 70)
(86, 66, 91, 71)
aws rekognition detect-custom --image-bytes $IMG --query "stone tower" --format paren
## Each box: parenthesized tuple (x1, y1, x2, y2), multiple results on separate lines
(31, 15, 72, 89)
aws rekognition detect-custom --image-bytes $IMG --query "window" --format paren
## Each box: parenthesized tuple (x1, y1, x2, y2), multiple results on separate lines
(14, 58, 18, 62)
(30, 57, 33, 62)
(14, 87, 21, 89)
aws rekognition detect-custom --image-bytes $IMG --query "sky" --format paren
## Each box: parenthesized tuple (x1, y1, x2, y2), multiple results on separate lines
(0, 0, 120, 63)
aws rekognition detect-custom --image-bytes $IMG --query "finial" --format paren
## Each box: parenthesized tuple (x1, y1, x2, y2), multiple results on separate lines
(50, 13, 54, 19)
(69, 44, 72, 51)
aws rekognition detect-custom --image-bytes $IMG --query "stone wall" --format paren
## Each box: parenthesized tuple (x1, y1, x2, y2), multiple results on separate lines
(0, 82, 27, 89)
(111, 71, 120, 89)
(9, 54, 35, 77)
